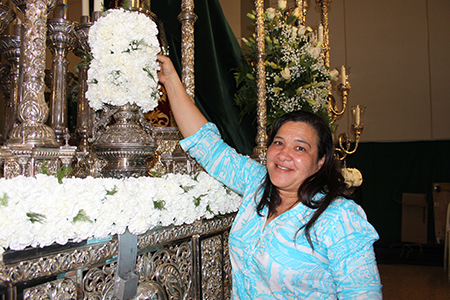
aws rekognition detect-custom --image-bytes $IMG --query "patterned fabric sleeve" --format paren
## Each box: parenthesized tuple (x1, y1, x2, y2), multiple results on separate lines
(179, 123, 265, 196)
(324, 201, 382, 299)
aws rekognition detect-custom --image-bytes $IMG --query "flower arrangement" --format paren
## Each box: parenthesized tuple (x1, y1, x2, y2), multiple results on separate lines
(234, 1, 332, 129)
(86, 8, 162, 112)
(341, 167, 363, 187)
(0, 172, 242, 253)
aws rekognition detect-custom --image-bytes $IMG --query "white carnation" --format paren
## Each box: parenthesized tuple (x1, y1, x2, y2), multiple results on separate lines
(87, 9, 161, 112)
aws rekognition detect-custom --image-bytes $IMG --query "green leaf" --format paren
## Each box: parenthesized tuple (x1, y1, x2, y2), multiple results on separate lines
(40, 160, 49, 175)
(153, 200, 166, 210)
(0, 193, 8, 206)
(181, 185, 194, 192)
(193, 194, 207, 207)
(106, 186, 118, 195)
(56, 165, 73, 184)
(73, 209, 93, 223)
(150, 171, 163, 178)
(27, 212, 46, 223)
(143, 67, 155, 81)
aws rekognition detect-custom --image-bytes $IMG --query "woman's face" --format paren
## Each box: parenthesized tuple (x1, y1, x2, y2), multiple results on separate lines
(266, 121, 325, 196)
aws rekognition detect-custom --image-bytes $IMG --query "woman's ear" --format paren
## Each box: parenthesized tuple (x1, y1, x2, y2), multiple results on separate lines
(316, 156, 325, 172)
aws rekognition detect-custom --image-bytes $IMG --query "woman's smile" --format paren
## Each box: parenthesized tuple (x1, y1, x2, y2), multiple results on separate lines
(266, 121, 325, 196)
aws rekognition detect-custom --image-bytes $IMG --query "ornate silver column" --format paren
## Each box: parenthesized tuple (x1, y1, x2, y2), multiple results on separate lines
(0, 27, 21, 142)
(0, 0, 77, 179)
(250, 0, 268, 164)
(47, 7, 76, 144)
(177, 0, 197, 101)
(74, 16, 94, 152)
(0, 7, 19, 144)
(8, 0, 58, 147)
(0, 64, 11, 143)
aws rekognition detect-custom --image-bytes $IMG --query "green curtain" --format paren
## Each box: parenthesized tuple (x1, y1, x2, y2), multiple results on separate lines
(346, 140, 450, 244)
(152, 0, 257, 155)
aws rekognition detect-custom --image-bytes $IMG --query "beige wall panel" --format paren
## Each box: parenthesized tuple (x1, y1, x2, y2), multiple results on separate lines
(342, 0, 431, 142)
(240, 0, 257, 40)
(219, 0, 242, 40)
(427, 0, 450, 140)
(325, 1, 351, 139)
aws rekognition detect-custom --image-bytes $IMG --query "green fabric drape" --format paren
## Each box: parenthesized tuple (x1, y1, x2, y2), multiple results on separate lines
(152, 0, 257, 155)
(346, 140, 450, 244)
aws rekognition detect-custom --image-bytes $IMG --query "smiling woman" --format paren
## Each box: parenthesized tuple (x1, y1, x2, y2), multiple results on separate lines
(157, 54, 382, 299)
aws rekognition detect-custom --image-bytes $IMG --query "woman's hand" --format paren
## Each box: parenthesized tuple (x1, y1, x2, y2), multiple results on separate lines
(157, 54, 177, 86)
(156, 54, 208, 137)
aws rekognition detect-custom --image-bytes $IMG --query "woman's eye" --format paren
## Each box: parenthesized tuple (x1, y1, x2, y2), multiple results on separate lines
(295, 146, 305, 151)
(273, 141, 282, 146)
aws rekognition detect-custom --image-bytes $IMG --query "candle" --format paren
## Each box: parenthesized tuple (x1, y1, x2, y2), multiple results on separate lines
(82, 0, 89, 16)
(318, 23, 323, 43)
(94, 0, 102, 12)
(340, 65, 346, 85)
(354, 106, 361, 125)
(352, 105, 365, 126)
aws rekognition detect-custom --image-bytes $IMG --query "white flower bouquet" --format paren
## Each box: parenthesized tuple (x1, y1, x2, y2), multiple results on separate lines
(341, 167, 363, 187)
(234, 2, 332, 129)
(0, 172, 242, 253)
(86, 8, 162, 112)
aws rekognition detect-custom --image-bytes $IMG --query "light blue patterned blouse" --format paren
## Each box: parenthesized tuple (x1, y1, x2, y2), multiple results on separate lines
(180, 123, 382, 299)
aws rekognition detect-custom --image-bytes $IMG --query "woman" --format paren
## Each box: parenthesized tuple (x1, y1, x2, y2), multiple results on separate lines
(157, 55, 382, 299)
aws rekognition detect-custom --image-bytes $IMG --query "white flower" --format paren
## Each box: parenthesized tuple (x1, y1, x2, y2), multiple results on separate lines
(278, 0, 287, 10)
(0, 172, 242, 251)
(330, 68, 339, 82)
(281, 67, 291, 80)
(87, 9, 161, 112)
(292, 7, 301, 18)
(298, 25, 307, 36)
(266, 8, 276, 20)
(341, 168, 363, 187)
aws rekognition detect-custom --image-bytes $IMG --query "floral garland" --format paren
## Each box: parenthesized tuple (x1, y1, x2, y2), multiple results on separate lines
(341, 167, 363, 187)
(86, 8, 162, 112)
(234, 1, 332, 129)
(0, 172, 242, 253)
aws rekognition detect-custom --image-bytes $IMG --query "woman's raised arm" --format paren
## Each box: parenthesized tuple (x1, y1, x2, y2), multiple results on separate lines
(157, 54, 208, 138)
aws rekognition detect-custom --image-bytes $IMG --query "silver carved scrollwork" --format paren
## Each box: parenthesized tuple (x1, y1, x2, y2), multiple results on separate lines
(0, 4, 16, 34)
(24, 276, 77, 299)
(136, 244, 191, 299)
(148, 127, 182, 175)
(0, 29, 22, 142)
(202, 236, 225, 300)
(0, 214, 236, 299)
(148, 126, 199, 176)
(92, 104, 156, 178)
(0, 64, 11, 143)
(82, 263, 117, 299)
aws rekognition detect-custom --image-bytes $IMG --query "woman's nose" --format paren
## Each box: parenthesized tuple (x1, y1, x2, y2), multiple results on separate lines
(277, 146, 292, 161)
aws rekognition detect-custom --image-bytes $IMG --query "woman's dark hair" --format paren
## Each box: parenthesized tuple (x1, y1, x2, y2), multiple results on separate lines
(256, 110, 350, 249)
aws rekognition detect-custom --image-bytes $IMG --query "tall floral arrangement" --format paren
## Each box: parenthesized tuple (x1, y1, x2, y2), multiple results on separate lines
(234, 1, 332, 129)
(86, 8, 162, 112)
